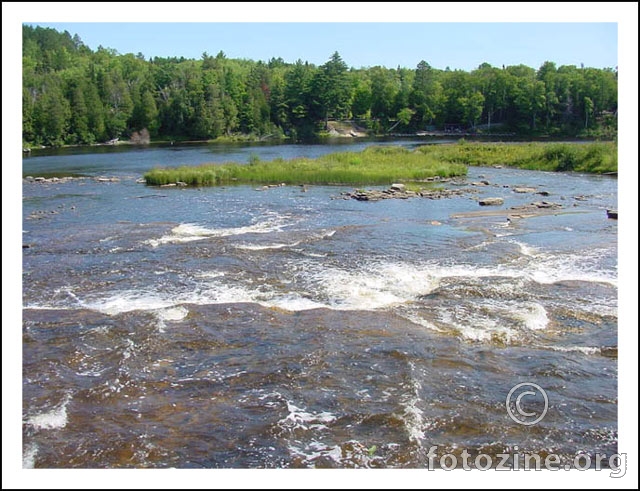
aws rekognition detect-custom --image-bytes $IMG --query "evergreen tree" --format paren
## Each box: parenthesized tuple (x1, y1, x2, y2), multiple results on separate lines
(21, 25, 619, 145)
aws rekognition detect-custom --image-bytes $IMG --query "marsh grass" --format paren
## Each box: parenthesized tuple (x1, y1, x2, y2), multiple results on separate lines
(416, 141, 617, 173)
(144, 142, 616, 187)
(144, 145, 468, 186)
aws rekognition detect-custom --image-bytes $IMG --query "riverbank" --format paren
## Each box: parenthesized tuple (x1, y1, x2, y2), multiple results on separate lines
(22, 133, 289, 152)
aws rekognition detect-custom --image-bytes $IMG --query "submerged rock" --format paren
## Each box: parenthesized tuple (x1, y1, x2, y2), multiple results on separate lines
(343, 184, 469, 202)
(420, 188, 467, 199)
(478, 197, 504, 206)
(531, 201, 561, 209)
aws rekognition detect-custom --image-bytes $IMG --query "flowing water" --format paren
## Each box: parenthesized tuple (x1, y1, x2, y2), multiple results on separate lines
(22, 140, 618, 468)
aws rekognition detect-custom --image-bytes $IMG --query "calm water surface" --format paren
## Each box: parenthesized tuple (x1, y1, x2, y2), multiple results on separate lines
(22, 141, 617, 468)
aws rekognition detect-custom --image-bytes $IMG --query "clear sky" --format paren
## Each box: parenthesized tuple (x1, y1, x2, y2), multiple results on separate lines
(5, 2, 634, 72)
(20, 21, 618, 72)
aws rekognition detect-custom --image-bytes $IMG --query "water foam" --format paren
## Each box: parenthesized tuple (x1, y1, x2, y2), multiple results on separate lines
(435, 309, 512, 343)
(278, 402, 337, 432)
(294, 259, 548, 312)
(305, 262, 442, 310)
(144, 213, 292, 247)
(155, 306, 189, 332)
(426, 299, 550, 344)
(22, 443, 38, 468)
(157, 306, 189, 322)
(509, 241, 617, 287)
(545, 345, 602, 356)
(84, 290, 177, 315)
(33, 238, 616, 320)
(261, 294, 328, 311)
(400, 313, 445, 333)
(512, 302, 549, 331)
(25, 393, 72, 431)
(288, 442, 344, 466)
(234, 241, 301, 251)
(399, 367, 426, 444)
(80, 276, 258, 315)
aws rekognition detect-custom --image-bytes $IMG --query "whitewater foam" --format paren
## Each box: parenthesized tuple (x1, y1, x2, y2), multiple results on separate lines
(84, 290, 178, 315)
(513, 302, 549, 330)
(158, 306, 188, 321)
(304, 262, 442, 310)
(428, 299, 550, 344)
(509, 241, 617, 287)
(30, 242, 616, 320)
(288, 442, 344, 466)
(278, 402, 337, 432)
(546, 345, 602, 356)
(155, 306, 189, 332)
(400, 313, 445, 333)
(260, 294, 328, 311)
(23, 443, 38, 468)
(399, 364, 426, 444)
(144, 213, 293, 247)
(25, 393, 72, 431)
(234, 241, 300, 251)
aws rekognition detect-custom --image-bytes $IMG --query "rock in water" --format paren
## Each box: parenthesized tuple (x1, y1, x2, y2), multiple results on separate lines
(478, 197, 504, 206)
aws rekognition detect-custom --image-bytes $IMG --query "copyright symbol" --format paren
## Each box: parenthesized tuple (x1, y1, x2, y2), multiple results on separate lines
(506, 382, 549, 426)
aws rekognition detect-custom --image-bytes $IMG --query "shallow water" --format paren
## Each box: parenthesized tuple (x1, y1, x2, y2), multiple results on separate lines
(22, 141, 618, 468)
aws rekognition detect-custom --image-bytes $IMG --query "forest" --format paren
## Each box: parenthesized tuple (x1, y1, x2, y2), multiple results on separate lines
(22, 25, 618, 147)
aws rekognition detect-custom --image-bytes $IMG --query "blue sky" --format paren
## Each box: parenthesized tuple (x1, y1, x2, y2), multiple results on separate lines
(7, 2, 635, 71)
(21, 21, 619, 71)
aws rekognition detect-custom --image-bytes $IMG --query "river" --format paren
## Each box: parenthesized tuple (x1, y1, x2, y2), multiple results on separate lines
(21, 139, 618, 468)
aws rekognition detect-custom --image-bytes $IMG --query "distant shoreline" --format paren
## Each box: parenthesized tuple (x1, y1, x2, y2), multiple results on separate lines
(23, 132, 616, 154)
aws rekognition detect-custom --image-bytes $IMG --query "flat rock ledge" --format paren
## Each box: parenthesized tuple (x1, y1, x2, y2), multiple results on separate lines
(452, 201, 565, 220)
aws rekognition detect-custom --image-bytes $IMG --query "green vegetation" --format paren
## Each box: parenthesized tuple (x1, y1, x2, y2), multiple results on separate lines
(144, 141, 616, 187)
(23, 25, 617, 148)
(416, 140, 617, 173)
(144, 146, 468, 186)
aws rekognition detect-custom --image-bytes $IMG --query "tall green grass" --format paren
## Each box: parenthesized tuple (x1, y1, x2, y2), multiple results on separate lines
(144, 145, 468, 186)
(415, 141, 617, 173)
(144, 142, 616, 187)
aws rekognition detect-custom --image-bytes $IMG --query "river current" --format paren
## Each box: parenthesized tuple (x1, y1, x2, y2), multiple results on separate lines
(21, 140, 618, 468)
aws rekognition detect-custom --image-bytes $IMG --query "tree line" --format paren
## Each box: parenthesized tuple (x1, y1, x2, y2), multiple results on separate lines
(22, 25, 618, 147)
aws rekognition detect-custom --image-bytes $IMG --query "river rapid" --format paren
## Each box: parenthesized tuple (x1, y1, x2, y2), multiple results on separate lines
(21, 140, 618, 468)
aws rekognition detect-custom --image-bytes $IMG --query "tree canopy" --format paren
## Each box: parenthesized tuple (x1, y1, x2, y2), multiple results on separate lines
(22, 25, 618, 146)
